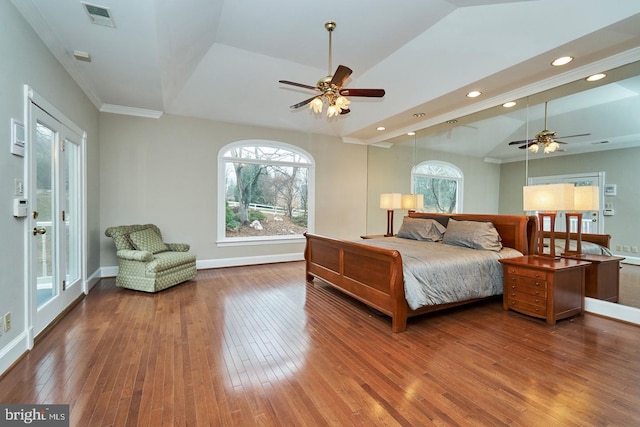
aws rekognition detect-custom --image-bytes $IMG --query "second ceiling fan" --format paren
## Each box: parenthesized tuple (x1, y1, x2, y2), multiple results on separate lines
(508, 101, 590, 153)
(278, 21, 385, 117)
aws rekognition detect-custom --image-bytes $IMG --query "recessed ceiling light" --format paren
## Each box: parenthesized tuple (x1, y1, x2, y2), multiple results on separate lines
(586, 73, 606, 82)
(502, 101, 516, 108)
(466, 90, 482, 98)
(412, 113, 425, 118)
(376, 126, 385, 131)
(551, 56, 573, 66)
(446, 119, 458, 124)
(407, 131, 416, 136)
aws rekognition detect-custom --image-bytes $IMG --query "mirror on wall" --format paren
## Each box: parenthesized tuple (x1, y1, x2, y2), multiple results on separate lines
(367, 59, 640, 313)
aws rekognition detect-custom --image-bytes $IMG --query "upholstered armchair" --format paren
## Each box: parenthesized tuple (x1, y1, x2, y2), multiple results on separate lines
(105, 224, 196, 292)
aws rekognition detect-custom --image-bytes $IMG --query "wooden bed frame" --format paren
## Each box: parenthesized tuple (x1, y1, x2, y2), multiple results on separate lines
(304, 212, 535, 332)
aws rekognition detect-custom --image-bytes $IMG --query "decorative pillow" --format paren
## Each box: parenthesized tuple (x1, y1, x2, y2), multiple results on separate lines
(396, 217, 446, 242)
(110, 229, 134, 251)
(128, 228, 169, 254)
(442, 218, 503, 251)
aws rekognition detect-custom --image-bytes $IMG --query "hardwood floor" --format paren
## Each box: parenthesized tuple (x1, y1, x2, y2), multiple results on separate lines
(1, 261, 640, 426)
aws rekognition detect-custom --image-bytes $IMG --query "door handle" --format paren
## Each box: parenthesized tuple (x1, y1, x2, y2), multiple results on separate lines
(33, 227, 47, 236)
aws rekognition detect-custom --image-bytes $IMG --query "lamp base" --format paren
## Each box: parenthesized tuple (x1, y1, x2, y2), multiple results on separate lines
(537, 212, 557, 258)
(563, 212, 583, 255)
(385, 210, 395, 237)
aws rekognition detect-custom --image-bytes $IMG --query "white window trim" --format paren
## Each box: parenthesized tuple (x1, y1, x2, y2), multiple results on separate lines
(217, 139, 315, 246)
(411, 160, 464, 213)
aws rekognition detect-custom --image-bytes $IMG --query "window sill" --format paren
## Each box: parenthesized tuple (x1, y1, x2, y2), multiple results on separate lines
(217, 234, 306, 247)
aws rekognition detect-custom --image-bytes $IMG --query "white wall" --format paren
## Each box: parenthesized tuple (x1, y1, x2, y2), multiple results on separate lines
(499, 146, 640, 257)
(99, 113, 369, 268)
(366, 140, 502, 234)
(0, 1, 100, 374)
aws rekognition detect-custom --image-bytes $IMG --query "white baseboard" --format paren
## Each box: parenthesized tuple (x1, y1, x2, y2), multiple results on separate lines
(585, 297, 640, 325)
(86, 267, 102, 291)
(101, 252, 305, 277)
(0, 331, 29, 377)
(620, 255, 640, 266)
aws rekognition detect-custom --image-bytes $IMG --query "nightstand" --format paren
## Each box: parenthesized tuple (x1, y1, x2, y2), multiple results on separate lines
(499, 255, 591, 325)
(561, 254, 625, 302)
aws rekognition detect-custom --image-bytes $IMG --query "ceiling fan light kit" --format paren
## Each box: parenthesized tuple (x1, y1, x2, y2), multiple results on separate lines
(279, 21, 385, 117)
(508, 101, 590, 155)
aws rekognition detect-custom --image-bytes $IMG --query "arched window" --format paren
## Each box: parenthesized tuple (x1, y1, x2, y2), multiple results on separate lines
(218, 140, 314, 244)
(412, 160, 463, 213)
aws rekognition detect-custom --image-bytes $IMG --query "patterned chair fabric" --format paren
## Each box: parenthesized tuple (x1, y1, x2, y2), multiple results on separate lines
(105, 224, 196, 292)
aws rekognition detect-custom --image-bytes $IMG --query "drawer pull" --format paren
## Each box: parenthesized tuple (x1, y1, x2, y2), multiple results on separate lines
(535, 273, 540, 278)
(535, 291, 540, 295)
(535, 282, 540, 287)
(511, 301, 516, 306)
(511, 285, 516, 289)
(534, 307, 539, 312)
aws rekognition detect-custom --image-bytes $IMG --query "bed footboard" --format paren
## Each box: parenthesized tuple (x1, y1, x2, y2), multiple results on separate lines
(304, 233, 409, 332)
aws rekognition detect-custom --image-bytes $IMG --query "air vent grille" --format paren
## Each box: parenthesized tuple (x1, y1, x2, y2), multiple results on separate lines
(82, 2, 115, 28)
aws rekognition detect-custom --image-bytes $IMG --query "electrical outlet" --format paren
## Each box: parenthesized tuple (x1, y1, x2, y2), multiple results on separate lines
(632, 246, 639, 254)
(623, 245, 630, 252)
(3, 312, 10, 333)
(616, 245, 622, 251)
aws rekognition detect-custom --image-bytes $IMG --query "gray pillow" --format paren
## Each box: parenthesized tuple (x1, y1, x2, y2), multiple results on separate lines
(396, 217, 446, 242)
(442, 218, 503, 251)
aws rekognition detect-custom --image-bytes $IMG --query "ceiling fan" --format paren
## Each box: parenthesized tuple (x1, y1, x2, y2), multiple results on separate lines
(508, 101, 590, 153)
(278, 21, 385, 117)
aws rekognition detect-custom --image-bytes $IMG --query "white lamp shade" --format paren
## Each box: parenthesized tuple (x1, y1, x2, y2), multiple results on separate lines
(523, 183, 574, 211)
(574, 186, 600, 211)
(380, 193, 402, 210)
(401, 194, 424, 210)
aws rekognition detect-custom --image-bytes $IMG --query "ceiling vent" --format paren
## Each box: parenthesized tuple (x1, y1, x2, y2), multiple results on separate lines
(82, 2, 115, 28)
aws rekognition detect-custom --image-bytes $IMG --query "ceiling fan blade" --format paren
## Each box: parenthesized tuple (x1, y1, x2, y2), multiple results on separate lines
(509, 139, 534, 146)
(555, 133, 590, 139)
(290, 96, 319, 109)
(517, 141, 538, 149)
(340, 108, 351, 115)
(339, 88, 386, 97)
(330, 65, 352, 88)
(554, 140, 568, 144)
(279, 80, 318, 91)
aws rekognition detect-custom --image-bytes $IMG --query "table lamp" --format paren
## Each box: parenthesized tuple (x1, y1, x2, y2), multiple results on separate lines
(380, 193, 402, 236)
(523, 183, 574, 257)
(564, 186, 600, 255)
(401, 194, 424, 213)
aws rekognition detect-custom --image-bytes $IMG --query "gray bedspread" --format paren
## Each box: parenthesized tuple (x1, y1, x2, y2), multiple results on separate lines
(359, 237, 523, 310)
(542, 238, 612, 256)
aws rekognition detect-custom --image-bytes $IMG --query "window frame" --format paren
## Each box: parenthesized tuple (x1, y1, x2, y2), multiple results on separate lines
(411, 160, 464, 213)
(217, 140, 315, 246)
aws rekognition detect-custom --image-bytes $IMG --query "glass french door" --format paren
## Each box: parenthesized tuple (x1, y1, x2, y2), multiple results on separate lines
(28, 102, 83, 337)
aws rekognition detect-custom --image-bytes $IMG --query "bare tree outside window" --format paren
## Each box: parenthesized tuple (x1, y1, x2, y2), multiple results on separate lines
(412, 161, 463, 213)
(221, 143, 313, 240)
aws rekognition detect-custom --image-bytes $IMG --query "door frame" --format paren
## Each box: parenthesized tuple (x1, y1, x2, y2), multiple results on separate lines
(24, 85, 88, 347)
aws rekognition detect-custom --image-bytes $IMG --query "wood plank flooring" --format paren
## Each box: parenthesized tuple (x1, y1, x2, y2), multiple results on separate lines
(1, 261, 639, 426)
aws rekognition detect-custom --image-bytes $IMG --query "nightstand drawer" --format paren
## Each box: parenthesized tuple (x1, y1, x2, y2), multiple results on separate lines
(505, 274, 547, 291)
(507, 291, 545, 306)
(506, 281, 547, 297)
(507, 299, 547, 317)
(505, 266, 548, 281)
